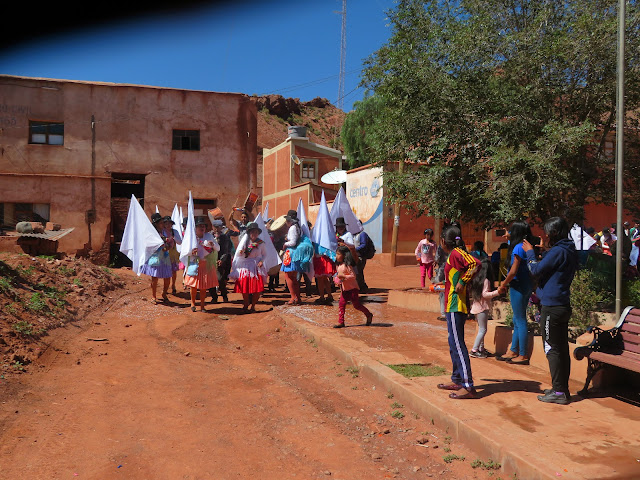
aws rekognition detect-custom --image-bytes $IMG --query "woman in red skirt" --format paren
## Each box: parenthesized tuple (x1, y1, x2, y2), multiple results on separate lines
(230, 222, 268, 313)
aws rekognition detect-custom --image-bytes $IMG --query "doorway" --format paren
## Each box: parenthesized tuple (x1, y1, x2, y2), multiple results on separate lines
(110, 173, 146, 267)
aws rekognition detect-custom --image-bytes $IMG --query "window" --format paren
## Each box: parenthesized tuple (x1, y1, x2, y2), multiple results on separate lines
(29, 121, 64, 145)
(301, 160, 316, 180)
(172, 129, 200, 151)
(0, 202, 50, 229)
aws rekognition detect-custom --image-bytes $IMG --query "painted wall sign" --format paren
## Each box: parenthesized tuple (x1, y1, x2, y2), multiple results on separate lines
(346, 167, 384, 251)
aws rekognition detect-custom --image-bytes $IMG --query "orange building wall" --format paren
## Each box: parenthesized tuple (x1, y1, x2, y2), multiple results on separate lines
(0, 75, 257, 259)
(262, 151, 277, 197)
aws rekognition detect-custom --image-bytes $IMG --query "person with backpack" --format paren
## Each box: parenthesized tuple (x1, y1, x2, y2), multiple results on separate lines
(354, 220, 375, 293)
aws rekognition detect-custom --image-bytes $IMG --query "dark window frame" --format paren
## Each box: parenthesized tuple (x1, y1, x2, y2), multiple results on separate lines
(172, 129, 200, 151)
(29, 120, 64, 145)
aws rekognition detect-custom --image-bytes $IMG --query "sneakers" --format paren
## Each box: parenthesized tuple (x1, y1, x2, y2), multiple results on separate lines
(469, 350, 488, 359)
(537, 391, 570, 405)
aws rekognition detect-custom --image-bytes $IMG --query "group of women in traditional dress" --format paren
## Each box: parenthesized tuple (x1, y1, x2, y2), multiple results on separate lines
(139, 197, 369, 325)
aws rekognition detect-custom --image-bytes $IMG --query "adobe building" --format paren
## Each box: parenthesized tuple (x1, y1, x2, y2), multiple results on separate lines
(261, 126, 343, 218)
(0, 75, 257, 263)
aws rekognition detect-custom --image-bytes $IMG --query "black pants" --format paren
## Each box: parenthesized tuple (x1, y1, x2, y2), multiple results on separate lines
(356, 257, 368, 293)
(210, 268, 230, 302)
(541, 304, 572, 394)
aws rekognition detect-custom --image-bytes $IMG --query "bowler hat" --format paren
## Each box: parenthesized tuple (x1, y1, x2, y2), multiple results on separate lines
(285, 210, 299, 223)
(245, 221, 262, 234)
(151, 213, 163, 224)
(212, 219, 224, 227)
(195, 216, 208, 227)
(335, 217, 347, 227)
(162, 215, 174, 224)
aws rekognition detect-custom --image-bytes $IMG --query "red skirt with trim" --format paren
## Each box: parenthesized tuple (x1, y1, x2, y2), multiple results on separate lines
(313, 255, 336, 277)
(234, 274, 265, 294)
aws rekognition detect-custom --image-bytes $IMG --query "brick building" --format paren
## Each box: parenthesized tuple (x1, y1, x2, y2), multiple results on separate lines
(261, 126, 344, 219)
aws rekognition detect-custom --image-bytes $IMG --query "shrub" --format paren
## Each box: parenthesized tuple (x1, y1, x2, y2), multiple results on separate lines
(570, 269, 605, 338)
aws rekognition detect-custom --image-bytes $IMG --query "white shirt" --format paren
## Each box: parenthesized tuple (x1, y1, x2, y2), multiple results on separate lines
(284, 224, 300, 248)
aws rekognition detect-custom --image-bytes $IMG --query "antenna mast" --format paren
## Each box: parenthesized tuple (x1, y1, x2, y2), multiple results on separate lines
(337, 0, 347, 111)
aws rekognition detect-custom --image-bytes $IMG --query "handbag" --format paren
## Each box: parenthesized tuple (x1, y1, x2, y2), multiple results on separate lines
(186, 258, 199, 277)
(147, 253, 160, 267)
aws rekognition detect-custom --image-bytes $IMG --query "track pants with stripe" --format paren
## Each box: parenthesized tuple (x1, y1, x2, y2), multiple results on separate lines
(446, 312, 474, 389)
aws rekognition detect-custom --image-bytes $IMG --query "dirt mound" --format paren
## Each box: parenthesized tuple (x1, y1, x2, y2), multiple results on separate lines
(0, 252, 133, 375)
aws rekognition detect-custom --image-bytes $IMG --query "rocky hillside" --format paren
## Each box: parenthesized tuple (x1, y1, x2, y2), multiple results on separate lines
(251, 94, 346, 154)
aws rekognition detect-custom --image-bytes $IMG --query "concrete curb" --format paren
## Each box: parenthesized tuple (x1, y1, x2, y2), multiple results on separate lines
(280, 310, 557, 480)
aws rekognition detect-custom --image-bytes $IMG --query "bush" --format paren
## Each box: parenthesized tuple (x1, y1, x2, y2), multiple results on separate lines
(570, 269, 605, 338)
(622, 278, 640, 307)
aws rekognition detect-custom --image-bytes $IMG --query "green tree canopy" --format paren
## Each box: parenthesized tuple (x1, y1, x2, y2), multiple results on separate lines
(346, 0, 640, 227)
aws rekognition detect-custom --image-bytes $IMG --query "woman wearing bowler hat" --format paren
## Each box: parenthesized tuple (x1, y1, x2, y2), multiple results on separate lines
(280, 210, 311, 304)
(140, 212, 174, 304)
(162, 215, 182, 294)
(230, 222, 268, 312)
(183, 216, 220, 312)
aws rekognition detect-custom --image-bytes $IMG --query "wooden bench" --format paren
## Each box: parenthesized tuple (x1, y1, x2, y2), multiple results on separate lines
(573, 306, 640, 395)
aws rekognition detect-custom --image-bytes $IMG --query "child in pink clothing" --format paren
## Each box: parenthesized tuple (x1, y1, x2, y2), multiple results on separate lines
(415, 228, 436, 287)
(333, 246, 373, 328)
(469, 258, 500, 358)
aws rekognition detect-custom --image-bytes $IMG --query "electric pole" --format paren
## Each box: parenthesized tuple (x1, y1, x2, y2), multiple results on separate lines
(337, 0, 347, 111)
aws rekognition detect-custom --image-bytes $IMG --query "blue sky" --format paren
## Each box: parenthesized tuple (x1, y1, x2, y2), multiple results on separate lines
(0, 0, 395, 112)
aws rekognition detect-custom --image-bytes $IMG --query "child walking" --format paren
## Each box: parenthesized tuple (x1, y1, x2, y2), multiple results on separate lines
(469, 258, 500, 358)
(333, 245, 373, 328)
(415, 228, 436, 288)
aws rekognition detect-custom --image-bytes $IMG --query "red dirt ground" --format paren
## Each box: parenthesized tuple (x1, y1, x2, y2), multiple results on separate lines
(0, 254, 499, 479)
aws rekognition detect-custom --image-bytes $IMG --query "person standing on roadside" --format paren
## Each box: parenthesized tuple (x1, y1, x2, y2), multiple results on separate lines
(522, 217, 578, 405)
(497, 220, 534, 365)
(436, 225, 481, 399)
(415, 228, 436, 288)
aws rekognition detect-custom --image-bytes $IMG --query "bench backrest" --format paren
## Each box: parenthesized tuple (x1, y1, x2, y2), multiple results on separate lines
(619, 307, 640, 356)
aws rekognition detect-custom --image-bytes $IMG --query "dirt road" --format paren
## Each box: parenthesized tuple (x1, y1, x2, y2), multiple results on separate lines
(0, 265, 496, 480)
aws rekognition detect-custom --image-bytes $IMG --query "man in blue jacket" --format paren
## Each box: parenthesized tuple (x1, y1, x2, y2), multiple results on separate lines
(523, 217, 578, 405)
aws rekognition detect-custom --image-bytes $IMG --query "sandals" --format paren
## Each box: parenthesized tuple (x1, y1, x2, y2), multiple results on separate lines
(365, 313, 374, 326)
(449, 389, 477, 399)
(437, 383, 462, 391)
(191, 306, 196, 312)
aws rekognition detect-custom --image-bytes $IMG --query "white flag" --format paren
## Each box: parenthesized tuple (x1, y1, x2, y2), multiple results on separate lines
(119, 195, 163, 275)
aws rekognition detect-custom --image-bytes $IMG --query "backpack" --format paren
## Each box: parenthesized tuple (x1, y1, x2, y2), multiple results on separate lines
(357, 231, 376, 260)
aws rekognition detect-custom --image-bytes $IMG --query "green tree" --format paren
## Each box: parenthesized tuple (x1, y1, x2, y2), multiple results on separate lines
(341, 94, 385, 169)
(353, 0, 640, 226)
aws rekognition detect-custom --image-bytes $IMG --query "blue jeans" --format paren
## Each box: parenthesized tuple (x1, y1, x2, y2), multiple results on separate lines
(510, 287, 531, 356)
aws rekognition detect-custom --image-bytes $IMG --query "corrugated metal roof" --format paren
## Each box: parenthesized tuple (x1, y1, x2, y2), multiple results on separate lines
(6, 228, 75, 241)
